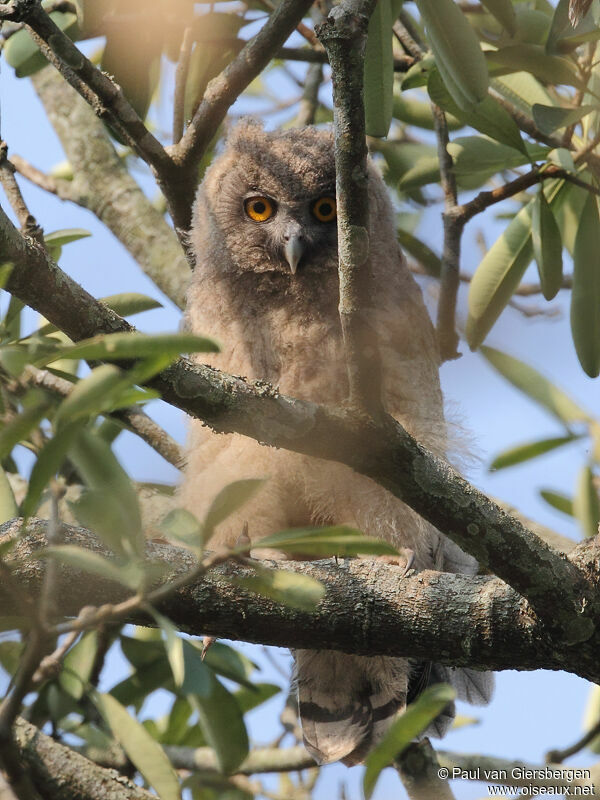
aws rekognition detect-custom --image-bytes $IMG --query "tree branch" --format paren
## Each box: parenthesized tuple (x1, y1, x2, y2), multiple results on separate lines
(0, 202, 596, 647)
(11, 717, 155, 800)
(316, 0, 383, 416)
(2, 520, 600, 681)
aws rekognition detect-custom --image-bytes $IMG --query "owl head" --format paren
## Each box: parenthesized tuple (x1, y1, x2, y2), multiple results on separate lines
(192, 120, 339, 276)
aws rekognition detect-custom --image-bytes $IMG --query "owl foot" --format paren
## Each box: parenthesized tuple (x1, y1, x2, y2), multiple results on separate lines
(376, 547, 415, 576)
(201, 636, 217, 660)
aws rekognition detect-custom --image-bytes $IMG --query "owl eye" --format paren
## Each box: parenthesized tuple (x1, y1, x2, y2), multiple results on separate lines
(244, 196, 275, 222)
(311, 196, 337, 223)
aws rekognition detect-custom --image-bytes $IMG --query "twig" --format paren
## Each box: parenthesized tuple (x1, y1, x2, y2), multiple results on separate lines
(295, 62, 323, 126)
(396, 740, 456, 800)
(431, 105, 461, 361)
(9, 155, 66, 197)
(316, 0, 383, 417)
(31, 630, 78, 684)
(172, 26, 194, 145)
(24, 366, 185, 469)
(173, 0, 315, 189)
(277, 44, 414, 70)
(0, 144, 44, 245)
(546, 717, 600, 763)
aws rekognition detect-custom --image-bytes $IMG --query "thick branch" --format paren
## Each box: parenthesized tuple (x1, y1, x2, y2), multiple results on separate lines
(0, 203, 596, 646)
(316, 0, 383, 415)
(2, 520, 600, 681)
(12, 717, 155, 800)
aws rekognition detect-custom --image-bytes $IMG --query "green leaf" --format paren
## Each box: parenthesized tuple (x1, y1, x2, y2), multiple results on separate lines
(398, 157, 440, 191)
(199, 641, 256, 688)
(21, 421, 85, 518)
(540, 489, 574, 516)
(40, 545, 143, 589)
(532, 103, 596, 135)
(481, 345, 590, 425)
(233, 682, 280, 714)
(364, 0, 394, 137)
(68, 430, 144, 559)
(100, 293, 162, 317)
(574, 465, 600, 539)
(0, 469, 17, 524)
(363, 684, 456, 799)
(0, 399, 53, 461)
(416, 0, 489, 109)
(44, 228, 91, 247)
(396, 229, 442, 277)
(180, 640, 213, 697)
(428, 70, 525, 153)
(531, 188, 563, 300)
(447, 136, 542, 185)
(151, 609, 185, 688)
(235, 564, 325, 611)
(159, 508, 203, 548)
(188, 675, 249, 774)
(203, 479, 265, 544)
(93, 692, 180, 800)
(60, 631, 98, 700)
(37, 332, 219, 366)
(249, 525, 398, 557)
(53, 364, 129, 428)
(466, 201, 534, 349)
(4, 11, 79, 77)
(571, 192, 600, 377)
(486, 45, 583, 89)
(480, 0, 517, 34)
(491, 72, 555, 117)
(392, 94, 462, 131)
(490, 435, 577, 470)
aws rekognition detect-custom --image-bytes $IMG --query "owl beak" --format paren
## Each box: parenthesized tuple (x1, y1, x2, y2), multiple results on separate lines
(284, 235, 305, 275)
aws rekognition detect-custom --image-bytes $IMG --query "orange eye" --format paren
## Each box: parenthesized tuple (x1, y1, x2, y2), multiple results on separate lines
(312, 196, 336, 222)
(244, 196, 275, 222)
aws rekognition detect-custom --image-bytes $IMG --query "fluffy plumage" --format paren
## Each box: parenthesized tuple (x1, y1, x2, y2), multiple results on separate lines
(180, 120, 493, 766)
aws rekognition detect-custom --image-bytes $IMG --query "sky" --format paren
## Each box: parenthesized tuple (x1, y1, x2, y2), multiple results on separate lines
(1, 19, 600, 800)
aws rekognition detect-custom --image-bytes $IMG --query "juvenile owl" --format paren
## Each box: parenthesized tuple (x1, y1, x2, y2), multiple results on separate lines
(180, 120, 493, 766)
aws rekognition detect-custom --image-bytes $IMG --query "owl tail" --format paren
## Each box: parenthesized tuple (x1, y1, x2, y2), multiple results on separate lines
(294, 650, 408, 766)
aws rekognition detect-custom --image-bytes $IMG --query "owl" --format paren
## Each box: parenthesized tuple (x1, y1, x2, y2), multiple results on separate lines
(180, 120, 493, 766)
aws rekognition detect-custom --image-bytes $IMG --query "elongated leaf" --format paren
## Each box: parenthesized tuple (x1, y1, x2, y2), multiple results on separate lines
(364, 0, 394, 137)
(159, 508, 203, 548)
(481, 346, 589, 424)
(0, 468, 18, 524)
(490, 435, 577, 470)
(203, 479, 265, 544)
(189, 675, 249, 774)
(428, 70, 525, 153)
(234, 683, 281, 714)
(199, 641, 256, 688)
(54, 364, 127, 428)
(392, 95, 462, 131)
(486, 45, 583, 89)
(398, 157, 440, 191)
(396, 229, 442, 277)
(571, 192, 600, 377)
(250, 525, 398, 557)
(531, 189, 563, 300)
(151, 609, 185, 688)
(44, 228, 91, 247)
(417, 0, 489, 108)
(235, 564, 325, 611)
(466, 201, 534, 349)
(60, 631, 98, 700)
(540, 489, 574, 516)
(21, 421, 85, 518)
(100, 293, 162, 316)
(447, 136, 541, 183)
(68, 430, 144, 559)
(0, 400, 52, 460)
(574, 465, 600, 538)
(37, 332, 218, 366)
(181, 640, 214, 697)
(532, 103, 596, 135)
(491, 72, 555, 117)
(94, 692, 180, 800)
(480, 0, 517, 34)
(40, 545, 144, 589)
(364, 684, 456, 799)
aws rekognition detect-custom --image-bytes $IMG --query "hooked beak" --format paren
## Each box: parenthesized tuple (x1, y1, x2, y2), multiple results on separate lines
(284, 234, 305, 275)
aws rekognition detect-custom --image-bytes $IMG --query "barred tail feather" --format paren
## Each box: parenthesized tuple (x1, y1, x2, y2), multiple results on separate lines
(294, 650, 408, 766)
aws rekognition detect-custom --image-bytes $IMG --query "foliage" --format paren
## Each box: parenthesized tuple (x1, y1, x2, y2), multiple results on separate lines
(1, 0, 600, 799)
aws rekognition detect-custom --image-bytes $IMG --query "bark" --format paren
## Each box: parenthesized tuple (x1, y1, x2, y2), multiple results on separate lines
(2, 519, 600, 682)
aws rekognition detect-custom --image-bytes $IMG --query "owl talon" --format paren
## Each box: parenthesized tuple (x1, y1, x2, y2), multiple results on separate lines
(376, 547, 415, 576)
(235, 521, 251, 550)
(201, 636, 217, 659)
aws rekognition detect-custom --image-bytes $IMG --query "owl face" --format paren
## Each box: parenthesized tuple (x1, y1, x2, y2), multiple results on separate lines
(196, 121, 340, 276)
